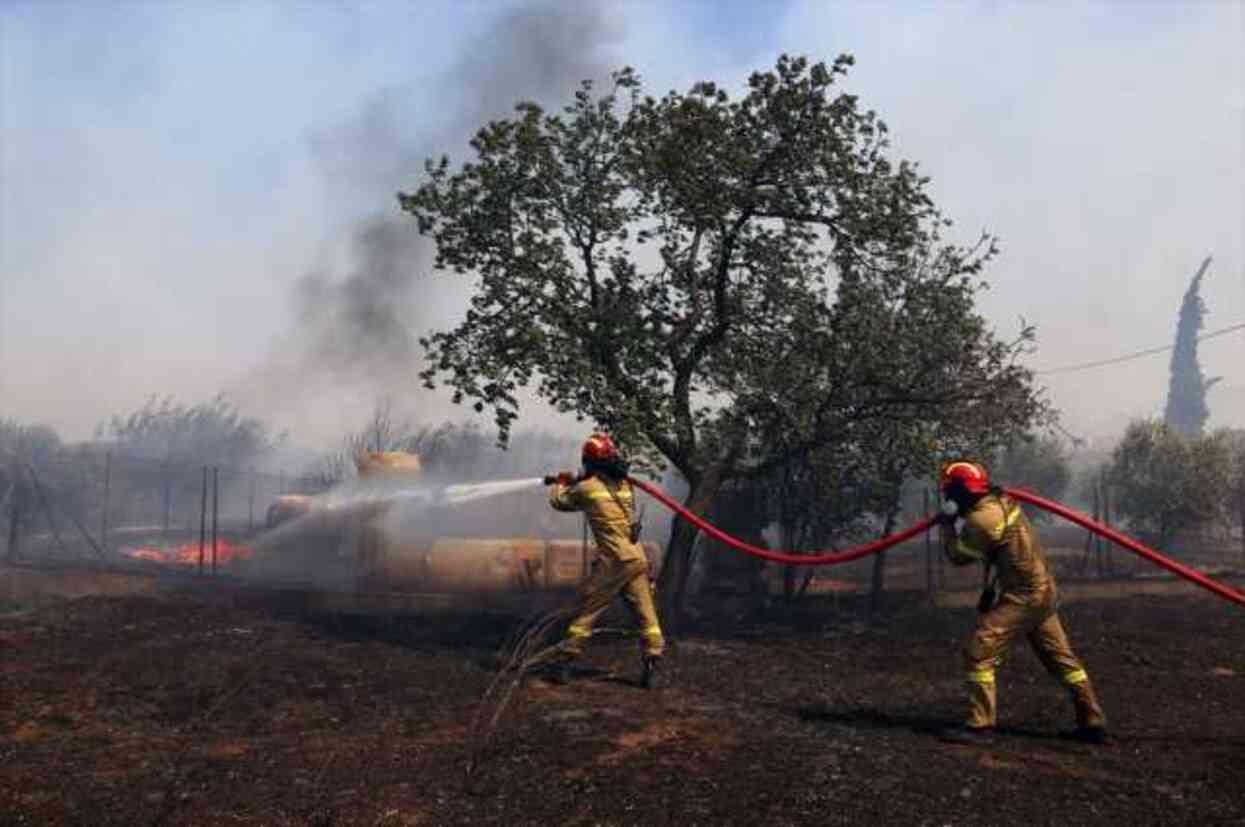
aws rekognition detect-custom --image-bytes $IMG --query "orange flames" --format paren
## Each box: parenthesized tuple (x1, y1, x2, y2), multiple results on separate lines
(122, 539, 254, 566)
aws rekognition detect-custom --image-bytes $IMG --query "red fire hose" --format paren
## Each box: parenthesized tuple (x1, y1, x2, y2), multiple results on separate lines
(628, 477, 1245, 609)
(1005, 488, 1245, 608)
(628, 477, 937, 566)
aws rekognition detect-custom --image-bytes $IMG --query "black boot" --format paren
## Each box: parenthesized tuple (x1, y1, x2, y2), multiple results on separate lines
(1060, 726, 1110, 745)
(641, 656, 662, 689)
(938, 725, 995, 745)
(532, 658, 572, 685)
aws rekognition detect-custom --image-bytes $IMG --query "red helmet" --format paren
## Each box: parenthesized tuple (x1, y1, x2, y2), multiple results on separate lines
(582, 433, 620, 463)
(941, 460, 990, 495)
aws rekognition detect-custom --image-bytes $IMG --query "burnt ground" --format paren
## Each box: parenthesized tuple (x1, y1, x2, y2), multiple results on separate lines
(2, 584, 1243, 826)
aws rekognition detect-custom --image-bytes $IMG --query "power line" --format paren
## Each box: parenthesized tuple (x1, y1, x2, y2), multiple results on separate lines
(1035, 322, 1245, 376)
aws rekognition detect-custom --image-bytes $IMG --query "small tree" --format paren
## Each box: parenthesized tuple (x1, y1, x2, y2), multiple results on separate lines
(1108, 419, 1228, 549)
(990, 432, 1071, 511)
(1, 419, 64, 554)
(400, 55, 1043, 614)
(0, 419, 61, 466)
(763, 441, 876, 601)
(1221, 429, 1245, 554)
(97, 395, 282, 528)
(99, 394, 280, 467)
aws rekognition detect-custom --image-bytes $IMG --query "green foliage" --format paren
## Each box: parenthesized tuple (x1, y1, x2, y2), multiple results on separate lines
(990, 433, 1071, 503)
(1222, 429, 1245, 552)
(0, 419, 61, 465)
(1108, 419, 1231, 547)
(400, 54, 1042, 485)
(1, 419, 65, 540)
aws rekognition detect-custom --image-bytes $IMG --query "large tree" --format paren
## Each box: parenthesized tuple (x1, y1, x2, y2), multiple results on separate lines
(400, 55, 1043, 612)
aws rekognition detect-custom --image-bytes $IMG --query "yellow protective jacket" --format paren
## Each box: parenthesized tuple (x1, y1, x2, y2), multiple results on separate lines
(549, 475, 645, 564)
(944, 493, 1055, 598)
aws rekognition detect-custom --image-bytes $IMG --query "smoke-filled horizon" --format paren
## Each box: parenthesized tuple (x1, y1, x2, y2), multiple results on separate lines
(2, 0, 1242, 454)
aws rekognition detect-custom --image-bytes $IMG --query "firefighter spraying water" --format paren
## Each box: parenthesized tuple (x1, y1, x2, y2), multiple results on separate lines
(541, 434, 665, 688)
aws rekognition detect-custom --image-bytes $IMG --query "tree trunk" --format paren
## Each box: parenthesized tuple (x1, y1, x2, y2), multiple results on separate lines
(656, 464, 727, 630)
(1238, 481, 1244, 557)
(869, 506, 899, 619)
(782, 523, 798, 601)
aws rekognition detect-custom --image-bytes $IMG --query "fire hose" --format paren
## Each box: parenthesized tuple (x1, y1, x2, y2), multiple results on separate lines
(626, 477, 1245, 609)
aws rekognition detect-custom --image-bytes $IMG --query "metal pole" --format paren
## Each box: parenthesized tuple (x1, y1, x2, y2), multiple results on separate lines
(211, 466, 219, 576)
(924, 487, 934, 603)
(162, 461, 171, 536)
(1101, 469, 1115, 576)
(198, 466, 207, 574)
(101, 452, 112, 551)
(6, 469, 22, 561)
(1092, 482, 1104, 578)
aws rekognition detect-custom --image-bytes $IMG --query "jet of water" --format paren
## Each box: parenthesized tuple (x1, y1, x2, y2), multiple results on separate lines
(440, 477, 544, 506)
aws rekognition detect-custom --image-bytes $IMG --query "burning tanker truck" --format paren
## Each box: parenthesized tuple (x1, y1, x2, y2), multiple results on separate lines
(260, 451, 660, 594)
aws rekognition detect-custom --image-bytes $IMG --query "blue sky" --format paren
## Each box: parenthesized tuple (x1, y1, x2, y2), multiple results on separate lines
(2, 0, 1241, 449)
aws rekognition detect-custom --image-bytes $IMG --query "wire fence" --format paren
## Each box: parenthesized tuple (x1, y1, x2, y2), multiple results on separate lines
(5, 449, 1216, 601)
(2, 450, 308, 564)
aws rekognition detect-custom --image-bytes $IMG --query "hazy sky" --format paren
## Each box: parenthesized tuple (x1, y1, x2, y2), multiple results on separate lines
(2, 0, 1242, 453)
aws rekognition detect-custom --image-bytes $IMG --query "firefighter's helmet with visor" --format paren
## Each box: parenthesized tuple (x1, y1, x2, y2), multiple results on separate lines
(582, 433, 620, 464)
(941, 460, 991, 495)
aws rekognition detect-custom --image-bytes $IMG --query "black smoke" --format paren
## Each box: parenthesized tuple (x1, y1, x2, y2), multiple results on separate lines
(290, 1, 620, 385)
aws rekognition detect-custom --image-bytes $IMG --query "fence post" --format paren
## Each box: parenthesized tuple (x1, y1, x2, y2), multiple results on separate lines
(5, 468, 22, 561)
(211, 466, 219, 576)
(162, 461, 172, 536)
(198, 466, 207, 575)
(100, 452, 111, 552)
(924, 487, 934, 603)
(1101, 469, 1114, 576)
(1093, 481, 1106, 577)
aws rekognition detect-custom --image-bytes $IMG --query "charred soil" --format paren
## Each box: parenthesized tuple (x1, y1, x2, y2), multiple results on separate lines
(2, 587, 1242, 826)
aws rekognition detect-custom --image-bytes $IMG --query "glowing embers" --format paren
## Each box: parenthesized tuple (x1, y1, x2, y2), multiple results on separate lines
(120, 539, 254, 566)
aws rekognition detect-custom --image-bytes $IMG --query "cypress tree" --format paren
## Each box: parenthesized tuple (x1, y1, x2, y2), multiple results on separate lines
(1163, 257, 1219, 436)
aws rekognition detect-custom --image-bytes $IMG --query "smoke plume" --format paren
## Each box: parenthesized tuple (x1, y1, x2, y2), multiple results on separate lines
(240, 1, 621, 442)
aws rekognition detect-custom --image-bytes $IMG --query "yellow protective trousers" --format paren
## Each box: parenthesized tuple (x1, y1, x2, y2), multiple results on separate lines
(563, 556, 665, 659)
(964, 591, 1105, 730)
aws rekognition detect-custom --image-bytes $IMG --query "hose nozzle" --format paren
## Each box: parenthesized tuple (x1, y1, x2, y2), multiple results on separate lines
(543, 471, 575, 486)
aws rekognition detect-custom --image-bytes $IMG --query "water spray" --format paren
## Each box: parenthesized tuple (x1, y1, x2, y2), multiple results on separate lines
(250, 476, 545, 556)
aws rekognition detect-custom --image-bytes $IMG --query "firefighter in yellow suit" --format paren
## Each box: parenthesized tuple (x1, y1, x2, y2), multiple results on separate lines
(548, 434, 665, 688)
(938, 460, 1108, 745)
